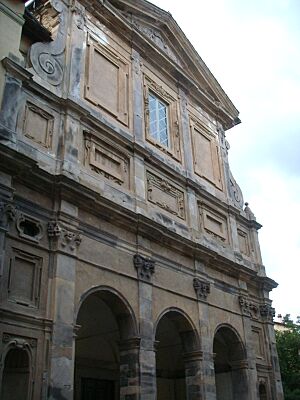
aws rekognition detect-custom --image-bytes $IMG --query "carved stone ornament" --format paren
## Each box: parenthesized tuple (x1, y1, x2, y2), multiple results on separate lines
(2, 333, 37, 349)
(147, 171, 185, 219)
(48, 221, 82, 251)
(238, 295, 259, 318)
(30, 0, 67, 86)
(133, 254, 155, 283)
(193, 278, 210, 301)
(0, 201, 17, 226)
(244, 202, 256, 221)
(16, 213, 44, 242)
(228, 169, 244, 209)
(260, 304, 275, 322)
(124, 14, 182, 67)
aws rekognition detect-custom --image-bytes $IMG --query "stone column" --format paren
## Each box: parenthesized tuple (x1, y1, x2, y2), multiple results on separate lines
(260, 305, 284, 400)
(0, 0, 25, 102)
(184, 350, 204, 400)
(47, 202, 81, 400)
(120, 338, 141, 400)
(0, 173, 15, 279)
(133, 254, 156, 400)
(193, 269, 215, 400)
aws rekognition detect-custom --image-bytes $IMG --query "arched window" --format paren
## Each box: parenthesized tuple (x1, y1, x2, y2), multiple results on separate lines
(1, 348, 30, 400)
(259, 382, 268, 400)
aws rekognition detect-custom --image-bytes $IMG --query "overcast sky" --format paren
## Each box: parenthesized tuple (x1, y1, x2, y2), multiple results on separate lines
(152, 0, 300, 320)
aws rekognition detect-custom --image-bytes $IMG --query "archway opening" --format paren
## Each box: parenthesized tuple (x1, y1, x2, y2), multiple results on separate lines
(155, 310, 199, 400)
(259, 382, 267, 400)
(1, 348, 30, 400)
(74, 289, 136, 400)
(213, 326, 248, 400)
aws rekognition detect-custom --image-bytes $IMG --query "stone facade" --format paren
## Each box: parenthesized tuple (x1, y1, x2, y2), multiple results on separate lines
(0, 1, 283, 399)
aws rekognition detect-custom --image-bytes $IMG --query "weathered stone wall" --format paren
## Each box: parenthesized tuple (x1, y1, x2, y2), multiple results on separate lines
(0, 0, 283, 399)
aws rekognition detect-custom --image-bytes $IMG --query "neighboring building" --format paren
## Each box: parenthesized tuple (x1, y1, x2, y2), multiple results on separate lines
(0, 0, 283, 399)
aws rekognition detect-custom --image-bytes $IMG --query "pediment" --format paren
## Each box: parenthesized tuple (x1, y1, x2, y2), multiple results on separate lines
(109, 0, 239, 125)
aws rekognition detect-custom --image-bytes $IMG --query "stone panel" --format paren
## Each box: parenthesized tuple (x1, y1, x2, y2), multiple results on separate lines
(190, 114, 223, 190)
(22, 102, 54, 148)
(199, 202, 228, 243)
(7, 248, 42, 308)
(84, 33, 130, 126)
(84, 131, 130, 188)
(146, 170, 185, 219)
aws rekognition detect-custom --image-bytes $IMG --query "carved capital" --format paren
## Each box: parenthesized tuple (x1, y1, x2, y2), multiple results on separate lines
(260, 304, 275, 322)
(238, 295, 259, 318)
(133, 254, 155, 283)
(48, 221, 82, 251)
(0, 201, 17, 227)
(193, 278, 210, 301)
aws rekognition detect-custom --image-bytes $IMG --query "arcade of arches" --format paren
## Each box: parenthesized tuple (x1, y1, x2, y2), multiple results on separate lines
(0, 287, 272, 400)
(70, 288, 254, 400)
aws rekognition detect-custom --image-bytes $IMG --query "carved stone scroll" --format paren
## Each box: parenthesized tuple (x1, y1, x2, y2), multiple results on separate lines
(193, 278, 210, 301)
(133, 254, 155, 283)
(30, 0, 67, 86)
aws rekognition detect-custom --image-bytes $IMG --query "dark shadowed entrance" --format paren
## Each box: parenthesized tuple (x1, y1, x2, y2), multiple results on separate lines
(74, 288, 138, 400)
(1, 348, 31, 400)
(155, 309, 201, 400)
(213, 325, 248, 400)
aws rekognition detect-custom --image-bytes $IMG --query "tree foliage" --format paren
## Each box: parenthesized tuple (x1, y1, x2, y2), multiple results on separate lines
(275, 315, 300, 400)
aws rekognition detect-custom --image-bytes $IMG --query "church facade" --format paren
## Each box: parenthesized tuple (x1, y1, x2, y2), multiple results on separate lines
(0, 0, 283, 399)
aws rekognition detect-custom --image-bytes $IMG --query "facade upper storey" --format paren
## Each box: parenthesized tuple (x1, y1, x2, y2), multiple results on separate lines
(0, 0, 272, 287)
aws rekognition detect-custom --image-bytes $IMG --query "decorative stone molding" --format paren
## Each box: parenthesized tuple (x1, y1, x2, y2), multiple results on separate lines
(84, 131, 130, 188)
(147, 171, 185, 219)
(193, 278, 210, 301)
(30, 0, 67, 86)
(228, 169, 244, 209)
(144, 74, 181, 161)
(260, 304, 275, 322)
(124, 15, 182, 66)
(16, 213, 44, 242)
(2, 333, 37, 349)
(0, 201, 17, 225)
(133, 254, 155, 283)
(48, 221, 82, 251)
(238, 296, 259, 318)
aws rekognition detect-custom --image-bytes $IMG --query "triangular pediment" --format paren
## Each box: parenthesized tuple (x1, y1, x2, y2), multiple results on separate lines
(109, 0, 239, 125)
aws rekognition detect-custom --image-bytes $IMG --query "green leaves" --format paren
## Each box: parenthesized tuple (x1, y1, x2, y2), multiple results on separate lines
(276, 315, 300, 400)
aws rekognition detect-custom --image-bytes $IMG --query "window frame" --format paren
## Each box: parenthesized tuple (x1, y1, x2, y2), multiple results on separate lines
(144, 74, 181, 162)
(148, 91, 170, 147)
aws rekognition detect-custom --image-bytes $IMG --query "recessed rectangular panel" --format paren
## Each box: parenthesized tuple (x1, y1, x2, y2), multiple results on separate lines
(91, 50, 119, 115)
(194, 128, 214, 183)
(23, 103, 53, 148)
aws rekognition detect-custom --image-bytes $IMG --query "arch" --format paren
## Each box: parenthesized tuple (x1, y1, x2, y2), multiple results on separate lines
(259, 382, 268, 400)
(1, 346, 32, 400)
(74, 286, 139, 400)
(75, 285, 138, 339)
(155, 308, 201, 400)
(155, 307, 200, 349)
(213, 324, 248, 400)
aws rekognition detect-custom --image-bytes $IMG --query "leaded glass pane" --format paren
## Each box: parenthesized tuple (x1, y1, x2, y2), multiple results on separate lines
(148, 92, 169, 147)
